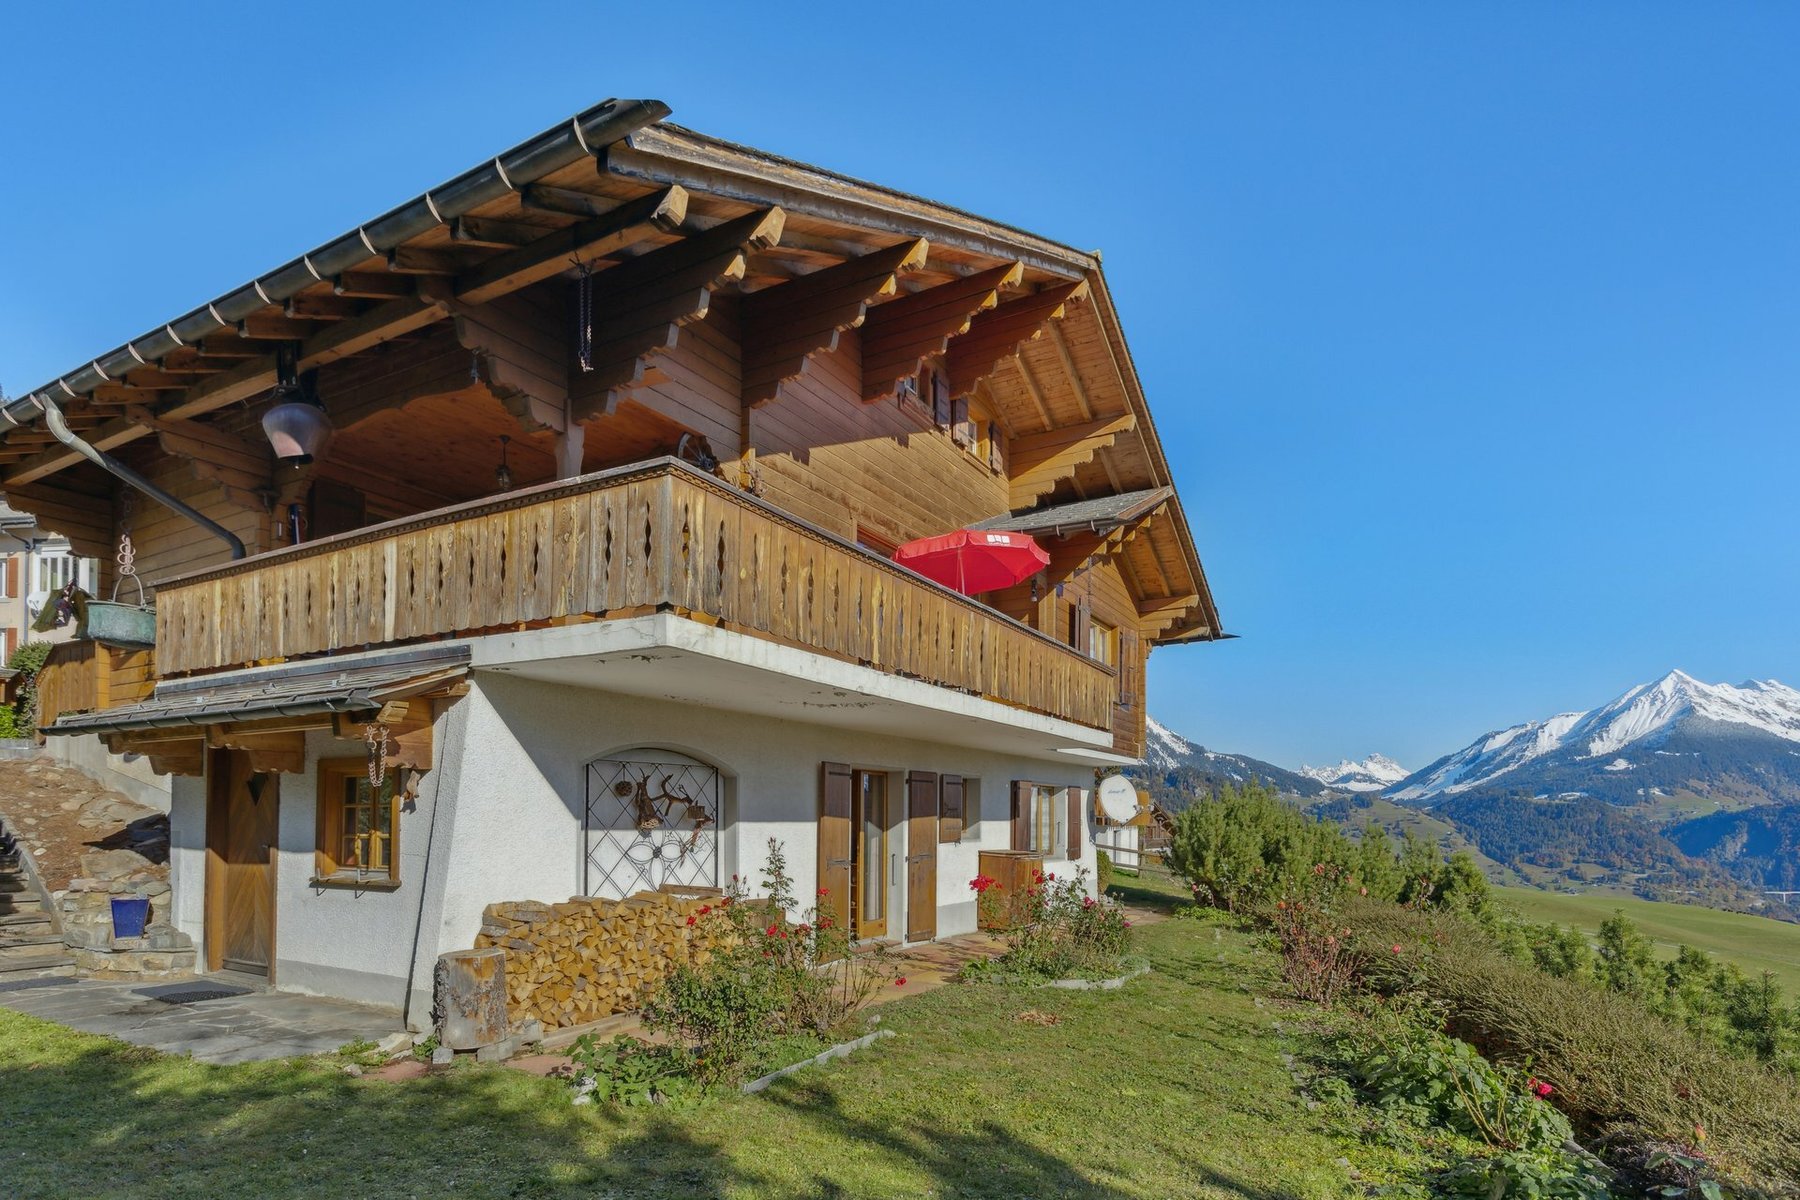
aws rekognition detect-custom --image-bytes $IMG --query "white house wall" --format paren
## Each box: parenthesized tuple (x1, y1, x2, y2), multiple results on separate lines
(171, 671, 1104, 1026)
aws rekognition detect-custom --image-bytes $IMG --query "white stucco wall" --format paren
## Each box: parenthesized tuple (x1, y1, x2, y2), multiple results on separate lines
(170, 670, 1104, 1024)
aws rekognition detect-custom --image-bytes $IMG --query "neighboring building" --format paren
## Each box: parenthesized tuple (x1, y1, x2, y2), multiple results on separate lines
(0, 502, 98, 659)
(2, 98, 1223, 1025)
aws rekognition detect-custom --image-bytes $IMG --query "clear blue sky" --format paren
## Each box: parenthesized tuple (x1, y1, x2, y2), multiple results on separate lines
(3, 4, 1796, 770)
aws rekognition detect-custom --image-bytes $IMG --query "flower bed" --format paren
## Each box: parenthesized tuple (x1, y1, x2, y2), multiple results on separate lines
(961, 867, 1135, 984)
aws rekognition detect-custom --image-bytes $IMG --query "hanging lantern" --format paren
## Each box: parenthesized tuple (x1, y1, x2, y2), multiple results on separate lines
(261, 361, 332, 465)
(495, 435, 514, 491)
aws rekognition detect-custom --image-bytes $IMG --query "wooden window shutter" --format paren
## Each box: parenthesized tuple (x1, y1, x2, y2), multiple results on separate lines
(2, 556, 17, 598)
(939, 775, 964, 843)
(819, 763, 854, 934)
(1010, 780, 1031, 851)
(1072, 599, 1092, 655)
(987, 422, 1004, 473)
(1067, 787, 1083, 859)
(932, 369, 952, 428)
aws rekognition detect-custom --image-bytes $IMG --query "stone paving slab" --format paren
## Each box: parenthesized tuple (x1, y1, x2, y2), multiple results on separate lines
(0, 976, 402, 1063)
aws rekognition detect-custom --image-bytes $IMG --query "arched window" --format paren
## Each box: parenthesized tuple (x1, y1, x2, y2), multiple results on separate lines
(583, 749, 722, 898)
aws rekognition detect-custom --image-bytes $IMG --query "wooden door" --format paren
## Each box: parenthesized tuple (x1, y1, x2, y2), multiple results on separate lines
(905, 771, 938, 942)
(206, 750, 278, 976)
(818, 763, 853, 939)
(852, 771, 890, 939)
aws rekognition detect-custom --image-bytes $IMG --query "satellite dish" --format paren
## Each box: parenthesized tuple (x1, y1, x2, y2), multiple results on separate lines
(1097, 775, 1138, 823)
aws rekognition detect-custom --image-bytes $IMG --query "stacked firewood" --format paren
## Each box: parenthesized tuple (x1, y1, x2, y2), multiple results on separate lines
(473, 886, 728, 1029)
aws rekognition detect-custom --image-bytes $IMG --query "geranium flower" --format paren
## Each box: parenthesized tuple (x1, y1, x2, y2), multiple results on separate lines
(894, 976, 907, 987)
(817, 887, 830, 897)
(1391, 944, 1403, 955)
(685, 915, 696, 926)
(764, 923, 781, 937)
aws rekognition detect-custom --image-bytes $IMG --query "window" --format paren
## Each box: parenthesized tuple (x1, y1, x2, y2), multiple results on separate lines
(951, 396, 976, 450)
(1011, 781, 1062, 856)
(316, 758, 402, 885)
(939, 774, 964, 843)
(1088, 618, 1118, 668)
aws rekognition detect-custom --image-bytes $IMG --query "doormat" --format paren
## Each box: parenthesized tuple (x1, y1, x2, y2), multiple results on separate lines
(0, 976, 76, 995)
(135, 982, 254, 1006)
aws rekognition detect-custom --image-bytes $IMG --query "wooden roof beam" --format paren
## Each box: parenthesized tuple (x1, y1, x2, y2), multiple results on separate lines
(1007, 412, 1137, 498)
(455, 185, 688, 305)
(450, 215, 561, 248)
(741, 238, 927, 408)
(569, 205, 785, 419)
(333, 272, 415, 300)
(857, 262, 1022, 402)
(284, 293, 360, 321)
(1046, 323, 1094, 422)
(945, 280, 1089, 399)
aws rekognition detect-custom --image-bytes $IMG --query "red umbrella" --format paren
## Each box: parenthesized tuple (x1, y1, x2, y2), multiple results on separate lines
(891, 529, 1050, 595)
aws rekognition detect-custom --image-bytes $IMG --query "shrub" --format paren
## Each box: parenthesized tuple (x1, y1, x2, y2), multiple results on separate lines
(1, 640, 51, 739)
(639, 838, 894, 1090)
(967, 867, 1132, 982)
(1351, 899, 1800, 1194)
(1272, 862, 1369, 1005)
(568, 1034, 694, 1107)
(1096, 848, 1114, 895)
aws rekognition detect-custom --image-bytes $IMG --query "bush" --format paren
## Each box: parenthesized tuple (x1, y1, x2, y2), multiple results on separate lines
(568, 1034, 695, 1107)
(1352, 899, 1800, 1194)
(1, 640, 52, 739)
(1273, 862, 1369, 1005)
(1096, 849, 1114, 895)
(638, 838, 895, 1090)
(966, 867, 1132, 982)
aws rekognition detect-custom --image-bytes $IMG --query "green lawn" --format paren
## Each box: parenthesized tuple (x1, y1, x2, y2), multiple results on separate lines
(0, 907, 1405, 1199)
(1496, 885, 1800, 996)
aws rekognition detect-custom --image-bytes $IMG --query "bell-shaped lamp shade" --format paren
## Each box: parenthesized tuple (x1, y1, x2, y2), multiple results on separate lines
(262, 397, 333, 465)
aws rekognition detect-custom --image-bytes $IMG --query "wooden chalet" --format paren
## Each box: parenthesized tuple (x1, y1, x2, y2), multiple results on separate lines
(2, 97, 1222, 1023)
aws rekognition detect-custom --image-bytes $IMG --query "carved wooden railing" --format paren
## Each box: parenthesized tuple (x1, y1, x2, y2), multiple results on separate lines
(152, 458, 1115, 731)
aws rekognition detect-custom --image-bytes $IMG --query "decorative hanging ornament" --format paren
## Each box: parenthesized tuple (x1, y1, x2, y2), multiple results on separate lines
(364, 723, 391, 790)
(495, 435, 514, 492)
(575, 259, 595, 373)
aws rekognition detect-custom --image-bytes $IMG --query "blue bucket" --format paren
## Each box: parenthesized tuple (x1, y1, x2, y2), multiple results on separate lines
(111, 896, 150, 939)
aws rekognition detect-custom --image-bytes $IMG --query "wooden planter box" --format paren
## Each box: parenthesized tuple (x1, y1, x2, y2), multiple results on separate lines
(976, 850, 1046, 931)
(35, 640, 156, 732)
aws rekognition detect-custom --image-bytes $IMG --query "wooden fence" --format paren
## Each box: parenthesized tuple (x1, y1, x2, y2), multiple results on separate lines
(152, 458, 1114, 731)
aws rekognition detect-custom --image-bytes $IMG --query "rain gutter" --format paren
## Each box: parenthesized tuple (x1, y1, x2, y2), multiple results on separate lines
(41, 398, 246, 560)
(1, 97, 670, 430)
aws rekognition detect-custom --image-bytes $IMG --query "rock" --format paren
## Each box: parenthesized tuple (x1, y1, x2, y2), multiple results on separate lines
(430, 1044, 454, 1066)
(474, 1037, 518, 1064)
(142, 923, 192, 951)
(515, 1018, 544, 1045)
(79, 849, 153, 881)
(341, 1064, 363, 1078)
(375, 1032, 412, 1059)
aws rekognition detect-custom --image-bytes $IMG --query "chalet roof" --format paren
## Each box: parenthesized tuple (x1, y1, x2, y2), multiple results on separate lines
(44, 646, 469, 737)
(974, 488, 1172, 537)
(0, 96, 1224, 644)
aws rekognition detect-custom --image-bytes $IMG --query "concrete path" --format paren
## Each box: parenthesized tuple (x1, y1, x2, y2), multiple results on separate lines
(0, 975, 403, 1064)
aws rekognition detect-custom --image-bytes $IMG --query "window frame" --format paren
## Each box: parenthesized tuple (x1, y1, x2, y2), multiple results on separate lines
(1087, 617, 1119, 668)
(314, 757, 404, 889)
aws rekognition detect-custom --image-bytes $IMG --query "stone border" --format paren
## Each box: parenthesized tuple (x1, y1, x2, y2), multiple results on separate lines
(741, 1029, 896, 1094)
(1043, 964, 1150, 991)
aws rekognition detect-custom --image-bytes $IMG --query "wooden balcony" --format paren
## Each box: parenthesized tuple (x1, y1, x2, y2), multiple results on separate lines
(151, 458, 1116, 733)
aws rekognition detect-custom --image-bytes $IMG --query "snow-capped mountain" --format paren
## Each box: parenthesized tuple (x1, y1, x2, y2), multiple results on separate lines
(1140, 716, 1329, 805)
(1389, 671, 1800, 806)
(1300, 754, 1410, 793)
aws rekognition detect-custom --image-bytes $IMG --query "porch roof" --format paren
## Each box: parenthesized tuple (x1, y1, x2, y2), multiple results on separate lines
(44, 646, 469, 737)
(972, 488, 1172, 538)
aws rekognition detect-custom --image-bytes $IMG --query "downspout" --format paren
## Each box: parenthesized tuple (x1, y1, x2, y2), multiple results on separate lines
(41, 399, 246, 560)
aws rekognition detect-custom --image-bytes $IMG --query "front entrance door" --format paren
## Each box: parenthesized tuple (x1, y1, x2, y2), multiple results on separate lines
(905, 771, 938, 942)
(852, 771, 890, 940)
(206, 749, 278, 976)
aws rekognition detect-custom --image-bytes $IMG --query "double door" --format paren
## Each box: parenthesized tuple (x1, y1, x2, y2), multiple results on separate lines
(819, 764, 937, 944)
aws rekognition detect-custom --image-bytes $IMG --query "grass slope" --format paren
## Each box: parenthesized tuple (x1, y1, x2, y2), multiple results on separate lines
(1496, 885, 1800, 996)
(0, 895, 1401, 1199)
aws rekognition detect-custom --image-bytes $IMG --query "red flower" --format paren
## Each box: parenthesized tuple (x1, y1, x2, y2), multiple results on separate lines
(1391, 944, 1403, 955)
(894, 976, 907, 987)
(1534, 1081, 1554, 1099)
(764, 923, 781, 937)
(1313, 864, 1325, 875)
(796, 923, 811, 936)
(817, 887, 830, 897)
(818, 917, 833, 929)
(685, 915, 696, 926)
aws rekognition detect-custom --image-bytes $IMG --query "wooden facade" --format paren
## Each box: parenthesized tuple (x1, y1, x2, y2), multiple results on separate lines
(4, 102, 1221, 761)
